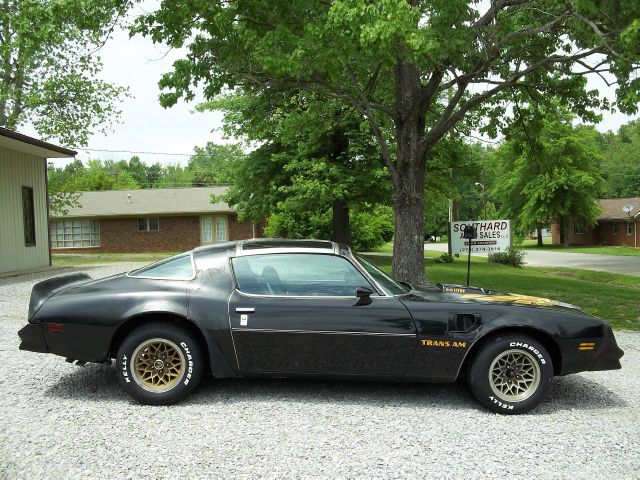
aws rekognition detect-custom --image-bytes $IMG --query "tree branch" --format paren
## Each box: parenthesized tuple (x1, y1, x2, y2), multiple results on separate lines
(421, 47, 605, 154)
(344, 63, 397, 181)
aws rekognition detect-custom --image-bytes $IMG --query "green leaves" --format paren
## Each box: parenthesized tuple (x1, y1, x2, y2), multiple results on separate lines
(0, 0, 128, 145)
(493, 106, 604, 235)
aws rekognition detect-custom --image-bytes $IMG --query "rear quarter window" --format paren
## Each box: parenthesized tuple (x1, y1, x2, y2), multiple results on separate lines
(129, 254, 195, 280)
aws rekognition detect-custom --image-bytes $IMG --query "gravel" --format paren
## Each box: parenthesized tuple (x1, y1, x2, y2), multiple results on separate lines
(1, 264, 639, 479)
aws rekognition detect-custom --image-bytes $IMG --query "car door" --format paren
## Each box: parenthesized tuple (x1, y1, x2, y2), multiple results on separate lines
(228, 252, 417, 377)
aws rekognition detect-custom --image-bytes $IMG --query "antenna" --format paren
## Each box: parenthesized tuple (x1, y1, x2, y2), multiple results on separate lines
(622, 204, 634, 215)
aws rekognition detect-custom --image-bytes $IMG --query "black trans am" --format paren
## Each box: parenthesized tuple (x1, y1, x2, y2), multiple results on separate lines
(19, 239, 623, 414)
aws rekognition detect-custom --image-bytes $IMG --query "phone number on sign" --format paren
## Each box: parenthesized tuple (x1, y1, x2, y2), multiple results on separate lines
(459, 246, 505, 253)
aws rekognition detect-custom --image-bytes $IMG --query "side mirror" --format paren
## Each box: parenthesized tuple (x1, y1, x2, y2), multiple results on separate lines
(354, 286, 373, 305)
(356, 286, 373, 298)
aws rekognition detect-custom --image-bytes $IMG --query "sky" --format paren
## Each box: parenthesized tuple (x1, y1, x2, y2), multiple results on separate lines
(22, 3, 639, 166)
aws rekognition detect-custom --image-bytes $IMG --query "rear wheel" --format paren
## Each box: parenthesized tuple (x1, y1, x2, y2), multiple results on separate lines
(116, 322, 204, 405)
(468, 334, 553, 414)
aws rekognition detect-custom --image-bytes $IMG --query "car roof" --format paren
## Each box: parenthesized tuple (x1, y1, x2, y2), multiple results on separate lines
(238, 238, 339, 256)
(193, 238, 351, 257)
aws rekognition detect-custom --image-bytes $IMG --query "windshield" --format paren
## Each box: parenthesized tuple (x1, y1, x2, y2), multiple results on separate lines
(355, 255, 409, 295)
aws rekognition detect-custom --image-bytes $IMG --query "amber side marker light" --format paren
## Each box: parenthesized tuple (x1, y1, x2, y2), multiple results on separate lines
(579, 342, 595, 351)
(47, 323, 65, 333)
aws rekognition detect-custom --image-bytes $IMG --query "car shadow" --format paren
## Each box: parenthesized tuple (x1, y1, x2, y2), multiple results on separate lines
(44, 364, 627, 414)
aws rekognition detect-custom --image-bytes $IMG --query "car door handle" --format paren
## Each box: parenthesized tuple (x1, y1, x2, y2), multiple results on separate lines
(235, 307, 255, 313)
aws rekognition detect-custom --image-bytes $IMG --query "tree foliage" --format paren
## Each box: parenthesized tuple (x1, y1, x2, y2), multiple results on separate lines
(205, 90, 394, 248)
(492, 108, 604, 244)
(0, 0, 128, 145)
(599, 120, 640, 198)
(134, 0, 640, 283)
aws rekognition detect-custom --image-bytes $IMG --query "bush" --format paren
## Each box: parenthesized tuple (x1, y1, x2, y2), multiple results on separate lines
(488, 246, 526, 268)
(436, 253, 454, 263)
(349, 205, 395, 251)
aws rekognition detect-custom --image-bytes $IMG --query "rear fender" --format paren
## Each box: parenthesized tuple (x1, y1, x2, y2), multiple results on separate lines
(110, 312, 237, 377)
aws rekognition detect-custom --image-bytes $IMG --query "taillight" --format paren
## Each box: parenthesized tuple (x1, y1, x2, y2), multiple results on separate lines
(47, 323, 65, 333)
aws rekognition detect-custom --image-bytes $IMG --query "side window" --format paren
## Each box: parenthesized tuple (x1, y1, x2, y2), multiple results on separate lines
(232, 253, 374, 297)
(22, 186, 36, 246)
(129, 253, 194, 279)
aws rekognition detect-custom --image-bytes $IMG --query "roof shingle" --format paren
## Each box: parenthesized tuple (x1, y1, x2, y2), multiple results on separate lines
(55, 187, 234, 218)
(597, 197, 640, 220)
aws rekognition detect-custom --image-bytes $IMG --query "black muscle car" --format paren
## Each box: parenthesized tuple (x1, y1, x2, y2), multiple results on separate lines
(19, 239, 623, 414)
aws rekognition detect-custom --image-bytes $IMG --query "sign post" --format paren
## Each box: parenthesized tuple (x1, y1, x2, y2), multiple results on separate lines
(461, 224, 477, 286)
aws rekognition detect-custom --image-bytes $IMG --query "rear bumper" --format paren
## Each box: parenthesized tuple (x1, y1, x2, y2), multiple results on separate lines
(18, 324, 48, 354)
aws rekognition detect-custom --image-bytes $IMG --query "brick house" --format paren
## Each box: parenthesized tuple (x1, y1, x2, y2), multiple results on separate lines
(551, 197, 640, 248)
(50, 187, 260, 253)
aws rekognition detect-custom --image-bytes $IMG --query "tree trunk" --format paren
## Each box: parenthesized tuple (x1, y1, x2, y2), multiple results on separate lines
(331, 199, 350, 245)
(391, 61, 427, 284)
(392, 167, 426, 284)
(536, 227, 543, 247)
(562, 218, 570, 248)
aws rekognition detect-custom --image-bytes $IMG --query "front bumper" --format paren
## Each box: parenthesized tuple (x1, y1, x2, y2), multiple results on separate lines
(588, 325, 624, 372)
(18, 323, 48, 354)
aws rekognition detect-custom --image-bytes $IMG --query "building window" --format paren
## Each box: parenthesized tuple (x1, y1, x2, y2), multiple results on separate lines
(612, 223, 618, 235)
(627, 222, 635, 236)
(201, 217, 213, 243)
(50, 220, 100, 248)
(138, 217, 159, 232)
(216, 216, 227, 242)
(573, 222, 584, 235)
(22, 187, 36, 246)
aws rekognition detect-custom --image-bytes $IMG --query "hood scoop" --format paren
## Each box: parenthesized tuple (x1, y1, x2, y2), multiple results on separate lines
(437, 283, 496, 295)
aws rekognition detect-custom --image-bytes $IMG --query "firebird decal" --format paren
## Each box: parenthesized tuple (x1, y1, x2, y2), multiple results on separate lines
(461, 293, 564, 308)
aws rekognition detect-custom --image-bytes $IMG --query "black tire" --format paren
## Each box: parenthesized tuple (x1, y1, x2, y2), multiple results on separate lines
(116, 322, 204, 405)
(467, 334, 553, 414)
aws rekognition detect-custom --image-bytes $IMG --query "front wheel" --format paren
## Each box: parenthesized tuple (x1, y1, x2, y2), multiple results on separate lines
(468, 334, 553, 414)
(116, 322, 204, 405)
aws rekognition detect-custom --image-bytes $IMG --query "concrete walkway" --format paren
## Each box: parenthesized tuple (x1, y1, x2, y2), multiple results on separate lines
(423, 243, 640, 277)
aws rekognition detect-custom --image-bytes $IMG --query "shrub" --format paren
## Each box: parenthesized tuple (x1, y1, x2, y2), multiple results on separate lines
(436, 253, 454, 263)
(488, 246, 526, 268)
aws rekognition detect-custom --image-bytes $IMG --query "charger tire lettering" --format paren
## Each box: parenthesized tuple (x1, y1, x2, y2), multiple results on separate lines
(509, 342, 546, 364)
(181, 342, 193, 386)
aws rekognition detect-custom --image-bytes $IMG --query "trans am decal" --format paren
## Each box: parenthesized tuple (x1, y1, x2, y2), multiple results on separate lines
(421, 339, 467, 348)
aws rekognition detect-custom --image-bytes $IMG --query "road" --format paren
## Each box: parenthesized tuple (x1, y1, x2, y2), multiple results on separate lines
(423, 243, 640, 277)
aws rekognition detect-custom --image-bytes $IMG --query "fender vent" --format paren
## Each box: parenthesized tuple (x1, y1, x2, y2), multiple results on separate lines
(448, 313, 481, 333)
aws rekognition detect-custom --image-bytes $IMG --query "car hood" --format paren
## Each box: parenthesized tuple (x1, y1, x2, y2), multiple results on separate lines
(403, 283, 584, 313)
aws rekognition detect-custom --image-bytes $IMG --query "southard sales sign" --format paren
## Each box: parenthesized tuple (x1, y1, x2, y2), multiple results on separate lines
(451, 220, 512, 254)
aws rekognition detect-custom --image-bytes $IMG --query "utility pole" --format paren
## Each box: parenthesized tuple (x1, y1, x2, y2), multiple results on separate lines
(448, 168, 458, 256)
(475, 182, 487, 219)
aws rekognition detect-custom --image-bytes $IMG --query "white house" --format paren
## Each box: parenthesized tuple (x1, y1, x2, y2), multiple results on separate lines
(0, 127, 76, 275)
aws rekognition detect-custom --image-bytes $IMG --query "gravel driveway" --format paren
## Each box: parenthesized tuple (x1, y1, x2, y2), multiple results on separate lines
(1, 264, 639, 479)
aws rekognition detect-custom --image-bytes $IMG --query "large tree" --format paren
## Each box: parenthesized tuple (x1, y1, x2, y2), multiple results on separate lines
(202, 90, 392, 244)
(0, 0, 128, 145)
(135, 0, 640, 283)
(492, 107, 604, 246)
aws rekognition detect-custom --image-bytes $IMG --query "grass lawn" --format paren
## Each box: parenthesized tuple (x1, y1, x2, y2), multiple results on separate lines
(363, 251, 640, 331)
(52, 252, 176, 266)
(522, 239, 640, 256)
